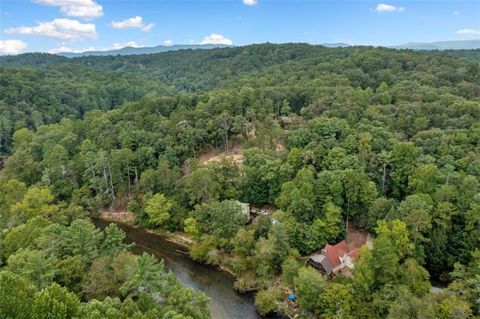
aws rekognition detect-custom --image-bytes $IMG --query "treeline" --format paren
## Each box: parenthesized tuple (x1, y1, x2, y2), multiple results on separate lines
(1, 44, 479, 318)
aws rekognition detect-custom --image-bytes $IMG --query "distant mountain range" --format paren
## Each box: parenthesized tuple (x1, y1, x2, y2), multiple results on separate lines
(320, 43, 351, 48)
(388, 39, 480, 50)
(58, 43, 353, 57)
(318, 40, 480, 50)
(57, 44, 233, 58)
(53, 40, 479, 58)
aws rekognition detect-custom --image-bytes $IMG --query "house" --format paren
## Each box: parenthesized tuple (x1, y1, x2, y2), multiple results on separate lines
(307, 240, 360, 276)
(307, 227, 370, 276)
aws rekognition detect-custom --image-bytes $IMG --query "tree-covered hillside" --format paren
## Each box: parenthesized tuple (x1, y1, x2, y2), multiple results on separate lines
(0, 64, 167, 153)
(442, 49, 480, 62)
(1, 44, 479, 318)
(3, 44, 479, 90)
(1, 44, 478, 152)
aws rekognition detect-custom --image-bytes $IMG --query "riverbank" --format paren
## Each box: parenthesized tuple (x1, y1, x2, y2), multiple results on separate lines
(96, 213, 240, 276)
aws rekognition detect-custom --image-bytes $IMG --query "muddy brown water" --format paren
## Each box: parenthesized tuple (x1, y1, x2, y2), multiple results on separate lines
(93, 218, 263, 319)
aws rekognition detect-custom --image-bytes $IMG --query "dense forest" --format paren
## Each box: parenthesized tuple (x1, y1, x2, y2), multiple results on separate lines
(1, 44, 479, 319)
(442, 49, 480, 62)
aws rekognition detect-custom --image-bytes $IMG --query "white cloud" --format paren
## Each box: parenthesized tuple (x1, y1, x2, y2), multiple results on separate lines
(5, 18, 97, 41)
(243, 0, 257, 6)
(48, 45, 95, 53)
(200, 33, 233, 45)
(0, 39, 27, 55)
(35, 0, 103, 19)
(453, 10, 460, 15)
(112, 41, 144, 49)
(456, 28, 480, 35)
(111, 16, 155, 32)
(141, 23, 155, 32)
(374, 3, 404, 12)
(164, 39, 173, 45)
(111, 16, 142, 29)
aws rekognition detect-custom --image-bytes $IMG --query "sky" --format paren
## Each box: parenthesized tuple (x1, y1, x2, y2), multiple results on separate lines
(0, 0, 479, 55)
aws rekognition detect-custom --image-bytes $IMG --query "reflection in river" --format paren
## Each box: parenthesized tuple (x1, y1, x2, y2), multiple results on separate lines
(93, 218, 261, 319)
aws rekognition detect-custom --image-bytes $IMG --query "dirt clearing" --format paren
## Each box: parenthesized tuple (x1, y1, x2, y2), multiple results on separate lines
(199, 145, 244, 166)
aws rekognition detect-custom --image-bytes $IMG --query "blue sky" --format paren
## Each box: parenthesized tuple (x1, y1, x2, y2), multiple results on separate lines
(0, 0, 479, 54)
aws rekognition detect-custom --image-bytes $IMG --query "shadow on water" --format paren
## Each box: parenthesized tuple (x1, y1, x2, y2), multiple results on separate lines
(93, 218, 262, 319)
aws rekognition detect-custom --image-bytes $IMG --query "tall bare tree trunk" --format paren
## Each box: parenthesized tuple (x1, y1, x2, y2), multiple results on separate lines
(134, 166, 138, 186)
(382, 164, 387, 195)
(102, 164, 109, 198)
(127, 163, 131, 198)
(225, 131, 229, 152)
(107, 159, 115, 204)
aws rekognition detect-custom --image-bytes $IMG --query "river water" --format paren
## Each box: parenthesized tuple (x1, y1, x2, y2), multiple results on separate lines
(93, 218, 262, 319)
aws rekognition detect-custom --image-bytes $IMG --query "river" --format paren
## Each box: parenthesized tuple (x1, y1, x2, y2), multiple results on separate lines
(93, 218, 262, 319)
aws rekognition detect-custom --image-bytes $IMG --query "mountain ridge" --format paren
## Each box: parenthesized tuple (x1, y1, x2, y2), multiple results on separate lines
(54, 40, 480, 58)
(57, 44, 234, 58)
(388, 39, 480, 50)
